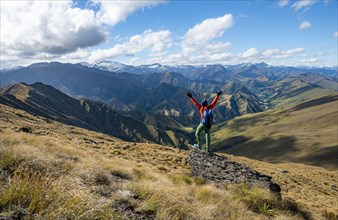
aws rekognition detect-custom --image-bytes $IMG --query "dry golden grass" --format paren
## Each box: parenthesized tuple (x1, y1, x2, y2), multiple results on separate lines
(224, 154, 338, 220)
(0, 103, 329, 219)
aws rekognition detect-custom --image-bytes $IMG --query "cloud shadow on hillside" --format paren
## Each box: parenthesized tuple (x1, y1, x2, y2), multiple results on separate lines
(214, 135, 338, 169)
(214, 136, 297, 162)
(283, 94, 338, 113)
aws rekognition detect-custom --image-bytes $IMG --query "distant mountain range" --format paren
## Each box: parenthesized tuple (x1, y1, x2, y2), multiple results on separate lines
(1, 61, 337, 123)
(81, 60, 337, 78)
(81, 60, 199, 75)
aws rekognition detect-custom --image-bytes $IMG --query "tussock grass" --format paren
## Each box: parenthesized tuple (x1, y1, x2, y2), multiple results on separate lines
(0, 104, 317, 219)
(225, 153, 338, 219)
(168, 173, 194, 185)
(193, 185, 225, 204)
(111, 168, 132, 180)
(0, 170, 54, 215)
(231, 183, 277, 212)
(131, 177, 262, 220)
(0, 150, 25, 173)
(132, 166, 154, 180)
(0, 129, 117, 219)
(0, 157, 116, 219)
(230, 183, 312, 219)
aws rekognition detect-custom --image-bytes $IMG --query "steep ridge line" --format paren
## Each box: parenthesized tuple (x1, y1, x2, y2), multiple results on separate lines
(0, 82, 192, 147)
(187, 150, 281, 198)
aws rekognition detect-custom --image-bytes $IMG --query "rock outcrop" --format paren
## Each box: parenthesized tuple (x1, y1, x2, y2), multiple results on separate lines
(187, 150, 281, 197)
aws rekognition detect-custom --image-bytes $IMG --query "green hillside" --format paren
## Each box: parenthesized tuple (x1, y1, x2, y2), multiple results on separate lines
(212, 94, 338, 170)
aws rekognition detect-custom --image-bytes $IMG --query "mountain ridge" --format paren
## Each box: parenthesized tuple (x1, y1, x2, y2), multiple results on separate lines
(0, 82, 192, 147)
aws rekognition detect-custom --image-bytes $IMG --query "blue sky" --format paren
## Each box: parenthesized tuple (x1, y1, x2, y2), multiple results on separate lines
(1, 0, 337, 68)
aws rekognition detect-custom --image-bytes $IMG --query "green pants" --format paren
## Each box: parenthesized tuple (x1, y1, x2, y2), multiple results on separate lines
(195, 123, 211, 151)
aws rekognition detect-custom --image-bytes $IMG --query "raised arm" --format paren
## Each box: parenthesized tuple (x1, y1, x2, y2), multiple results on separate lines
(187, 92, 201, 109)
(209, 90, 222, 109)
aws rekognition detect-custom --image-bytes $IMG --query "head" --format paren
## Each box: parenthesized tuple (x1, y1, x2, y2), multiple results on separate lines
(202, 100, 208, 107)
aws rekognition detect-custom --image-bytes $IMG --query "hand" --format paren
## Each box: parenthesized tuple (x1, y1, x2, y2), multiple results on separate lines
(217, 90, 222, 96)
(187, 92, 192, 98)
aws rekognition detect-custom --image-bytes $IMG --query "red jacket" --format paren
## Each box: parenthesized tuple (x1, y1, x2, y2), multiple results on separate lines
(189, 95, 220, 118)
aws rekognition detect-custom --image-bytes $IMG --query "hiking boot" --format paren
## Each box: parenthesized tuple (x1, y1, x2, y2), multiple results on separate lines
(192, 144, 200, 149)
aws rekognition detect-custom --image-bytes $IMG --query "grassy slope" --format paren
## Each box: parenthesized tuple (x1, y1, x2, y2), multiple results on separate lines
(212, 94, 338, 170)
(2, 104, 336, 219)
(224, 154, 338, 219)
(272, 87, 334, 108)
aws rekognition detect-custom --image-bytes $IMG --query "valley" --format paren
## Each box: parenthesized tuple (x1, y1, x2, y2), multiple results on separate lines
(212, 94, 338, 170)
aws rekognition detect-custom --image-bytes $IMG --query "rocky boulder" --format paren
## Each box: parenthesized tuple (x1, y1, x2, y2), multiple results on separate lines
(187, 150, 281, 197)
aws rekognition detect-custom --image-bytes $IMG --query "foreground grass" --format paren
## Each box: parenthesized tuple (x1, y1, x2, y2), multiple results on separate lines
(0, 129, 258, 219)
(0, 104, 315, 219)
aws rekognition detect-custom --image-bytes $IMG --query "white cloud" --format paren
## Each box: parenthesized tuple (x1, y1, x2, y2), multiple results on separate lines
(59, 49, 90, 62)
(292, 0, 317, 11)
(278, 0, 289, 8)
(182, 14, 234, 53)
(242, 48, 260, 58)
(0, 0, 164, 67)
(299, 58, 322, 65)
(203, 42, 232, 55)
(89, 29, 172, 63)
(94, 0, 165, 26)
(1, 1, 106, 56)
(144, 46, 307, 66)
(262, 48, 305, 59)
(1, 48, 92, 68)
(334, 32, 338, 38)
(299, 20, 312, 30)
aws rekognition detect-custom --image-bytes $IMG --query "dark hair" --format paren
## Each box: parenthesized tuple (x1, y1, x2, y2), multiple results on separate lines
(202, 100, 208, 106)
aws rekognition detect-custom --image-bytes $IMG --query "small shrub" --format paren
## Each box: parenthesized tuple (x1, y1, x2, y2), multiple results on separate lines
(95, 172, 111, 186)
(111, 169, 131, 180)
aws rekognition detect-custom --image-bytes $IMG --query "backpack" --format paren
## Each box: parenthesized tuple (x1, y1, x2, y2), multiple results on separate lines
(201, 108, 213, 129)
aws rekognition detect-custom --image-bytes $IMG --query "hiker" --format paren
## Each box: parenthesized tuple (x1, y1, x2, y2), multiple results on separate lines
(187, 91, 222, 151)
